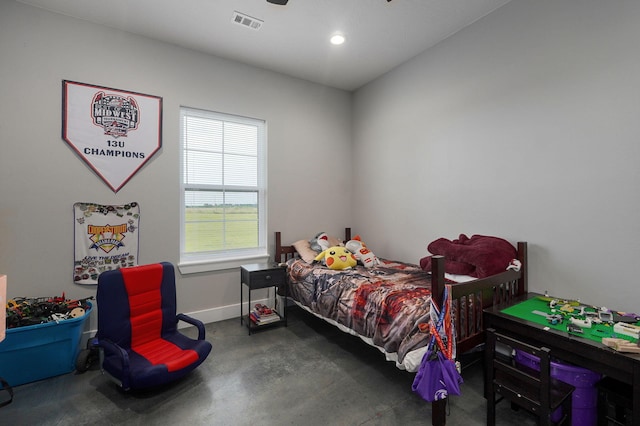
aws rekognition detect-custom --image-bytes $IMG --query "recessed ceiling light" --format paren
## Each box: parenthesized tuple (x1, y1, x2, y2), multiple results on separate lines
(330, 33, 345, 45)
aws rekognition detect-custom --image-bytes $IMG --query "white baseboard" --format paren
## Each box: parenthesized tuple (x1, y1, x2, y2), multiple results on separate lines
(80, 297, 271, 345)
(176, 300, 252, 329)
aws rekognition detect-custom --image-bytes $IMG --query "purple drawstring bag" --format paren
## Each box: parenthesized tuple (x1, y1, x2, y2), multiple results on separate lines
(412, 349, 463, 402)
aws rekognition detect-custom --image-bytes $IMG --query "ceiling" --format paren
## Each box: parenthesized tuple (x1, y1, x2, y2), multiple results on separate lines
(17, 0, 511, 91)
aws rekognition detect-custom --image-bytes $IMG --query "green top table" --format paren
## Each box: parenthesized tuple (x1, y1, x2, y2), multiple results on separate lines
(484, 293, 640, 426)
(500, 295, 639, 345)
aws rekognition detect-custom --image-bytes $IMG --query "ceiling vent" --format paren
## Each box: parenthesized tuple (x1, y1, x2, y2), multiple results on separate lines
(232, 11, 263, 31)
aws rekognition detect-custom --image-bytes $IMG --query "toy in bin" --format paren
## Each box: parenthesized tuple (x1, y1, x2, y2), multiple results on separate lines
(0, 295, 93, 386)
(5, 293, 93, 329)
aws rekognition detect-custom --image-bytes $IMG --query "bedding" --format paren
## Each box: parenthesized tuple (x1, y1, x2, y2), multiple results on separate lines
(286, 257, 453, 371)
(291, 239, 318, 263)
(419, 234, 517, 278)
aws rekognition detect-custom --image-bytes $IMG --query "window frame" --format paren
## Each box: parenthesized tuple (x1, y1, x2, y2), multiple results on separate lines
(178, 107, 269, 274)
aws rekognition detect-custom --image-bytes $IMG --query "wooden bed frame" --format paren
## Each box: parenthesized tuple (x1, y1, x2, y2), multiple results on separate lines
(275, 228, 528, 426)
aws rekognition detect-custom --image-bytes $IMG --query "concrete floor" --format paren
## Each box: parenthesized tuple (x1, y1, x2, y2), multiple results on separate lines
(1, 307, 538, 425)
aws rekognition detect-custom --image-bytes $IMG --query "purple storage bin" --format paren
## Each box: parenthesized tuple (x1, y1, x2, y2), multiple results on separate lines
(515, 350, 601, 426)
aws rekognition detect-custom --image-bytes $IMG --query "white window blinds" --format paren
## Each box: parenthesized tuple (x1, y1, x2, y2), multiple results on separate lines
(180, 107, 267, 271)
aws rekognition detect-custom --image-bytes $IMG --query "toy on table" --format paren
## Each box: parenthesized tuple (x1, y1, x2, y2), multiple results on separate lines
(532, 310, 563, 325)
(345, 235, 381, 268)
(613, 322, 640, 339)
(598, 311, 613, 323)
(613, 312, 640, 323)
(540, 294, 614, 323)
(518, 295, 640, 348)
(602, 337, 640, 353)
(539, 293, 580, 307)
(559, 303, 586, 316)
(567, 323, 584, 334)
(315, 246, 357, 270)
(569, 317, 592, 329)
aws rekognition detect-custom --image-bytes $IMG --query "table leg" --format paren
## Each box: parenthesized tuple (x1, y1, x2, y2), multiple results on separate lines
(633, 363, 640, 426)
(247, 284, 252, 335)
(432, 399, 446, 425)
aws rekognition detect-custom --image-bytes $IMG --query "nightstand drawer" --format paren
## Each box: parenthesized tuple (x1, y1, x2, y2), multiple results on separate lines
(249, 269, 284, 288)
(241, 264, 286, 290)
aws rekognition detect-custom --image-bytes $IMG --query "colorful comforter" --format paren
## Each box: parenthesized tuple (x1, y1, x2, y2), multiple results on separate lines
(286, 258, 438, 368)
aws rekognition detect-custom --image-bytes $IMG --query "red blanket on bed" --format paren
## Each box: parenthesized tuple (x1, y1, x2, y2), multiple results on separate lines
(419, 234, 516, 278)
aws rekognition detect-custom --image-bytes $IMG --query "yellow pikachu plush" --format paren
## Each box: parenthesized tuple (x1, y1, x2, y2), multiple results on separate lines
(315, 246, 357, 270)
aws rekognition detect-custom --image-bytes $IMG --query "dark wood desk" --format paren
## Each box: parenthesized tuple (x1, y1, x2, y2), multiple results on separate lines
(484, 293, 640, 426)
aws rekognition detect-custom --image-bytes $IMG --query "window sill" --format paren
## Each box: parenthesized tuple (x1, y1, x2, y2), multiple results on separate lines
(178, 254, 271, 274)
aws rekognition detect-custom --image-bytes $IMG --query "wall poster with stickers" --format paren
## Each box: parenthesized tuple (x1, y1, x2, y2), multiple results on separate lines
(73, 202, 140, 285)
(62, 80, 162, 193)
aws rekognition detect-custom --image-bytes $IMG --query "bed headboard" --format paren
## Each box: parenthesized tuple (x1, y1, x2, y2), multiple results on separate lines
(274, 228, 450, 307)
(274, 228, 352, 264)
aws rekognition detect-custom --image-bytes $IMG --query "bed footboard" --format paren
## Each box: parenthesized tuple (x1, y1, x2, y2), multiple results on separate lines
(430, 241, 527, 426)
(447, 241, 527, 353)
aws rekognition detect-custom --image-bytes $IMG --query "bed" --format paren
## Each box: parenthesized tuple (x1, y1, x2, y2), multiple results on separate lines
(275, 228, 527, 425)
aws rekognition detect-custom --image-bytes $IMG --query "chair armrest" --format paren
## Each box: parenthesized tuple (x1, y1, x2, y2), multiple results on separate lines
(177, 313, 206, 340)
(96, 338, 131, 390)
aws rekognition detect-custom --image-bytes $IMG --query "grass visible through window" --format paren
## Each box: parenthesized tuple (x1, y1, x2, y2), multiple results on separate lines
(185, 206, 258, 252)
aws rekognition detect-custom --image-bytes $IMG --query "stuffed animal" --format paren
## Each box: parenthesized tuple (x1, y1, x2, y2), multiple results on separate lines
(309, 232, 331, 252)
(315, 246, 357, 270)
(345, 235, 381, 268)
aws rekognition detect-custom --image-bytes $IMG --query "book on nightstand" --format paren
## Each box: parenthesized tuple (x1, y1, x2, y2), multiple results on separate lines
(250, 304, 281, 325)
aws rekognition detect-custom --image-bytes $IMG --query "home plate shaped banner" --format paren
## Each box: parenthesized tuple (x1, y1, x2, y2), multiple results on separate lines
(62, 80, 162, 192)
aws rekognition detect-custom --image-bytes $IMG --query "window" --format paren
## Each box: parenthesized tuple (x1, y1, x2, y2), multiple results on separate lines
(179, 107, 268, 273)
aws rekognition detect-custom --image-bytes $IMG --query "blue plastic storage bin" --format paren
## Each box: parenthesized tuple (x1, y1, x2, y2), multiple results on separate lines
(0, 302, 92, 386)
(515, 349, 601, 426)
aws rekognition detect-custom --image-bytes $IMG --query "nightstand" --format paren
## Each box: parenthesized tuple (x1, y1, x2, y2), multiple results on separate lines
(240, 263, 287, 335)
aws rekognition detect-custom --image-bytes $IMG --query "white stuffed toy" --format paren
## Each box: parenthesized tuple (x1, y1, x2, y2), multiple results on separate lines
(309, 232, 331, 252)
(345, 235, 381, 268)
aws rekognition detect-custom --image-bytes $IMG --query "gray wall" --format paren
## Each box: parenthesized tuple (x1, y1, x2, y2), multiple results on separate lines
(353, 0, 640, 312)
(2, 0, 639, 330)
(0, 1, 352, 330)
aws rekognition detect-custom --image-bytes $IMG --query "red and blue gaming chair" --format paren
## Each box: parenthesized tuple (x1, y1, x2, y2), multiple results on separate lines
(95, 262, 212, 390)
